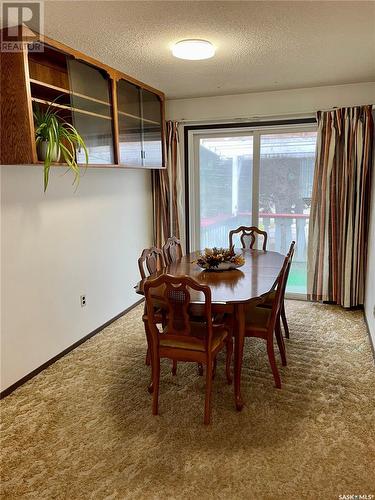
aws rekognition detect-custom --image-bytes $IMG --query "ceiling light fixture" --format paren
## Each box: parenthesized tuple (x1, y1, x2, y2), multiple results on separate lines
(172, 39, 215, 60)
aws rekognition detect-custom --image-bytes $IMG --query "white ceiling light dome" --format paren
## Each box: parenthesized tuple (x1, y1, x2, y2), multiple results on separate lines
(172, 39, 215, 60)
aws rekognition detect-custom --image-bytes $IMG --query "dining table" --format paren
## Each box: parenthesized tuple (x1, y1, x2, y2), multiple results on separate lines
(136, 248, 285, 411)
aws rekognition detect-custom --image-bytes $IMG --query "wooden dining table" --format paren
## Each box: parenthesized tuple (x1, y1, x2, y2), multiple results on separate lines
(136, 248, 285, 411)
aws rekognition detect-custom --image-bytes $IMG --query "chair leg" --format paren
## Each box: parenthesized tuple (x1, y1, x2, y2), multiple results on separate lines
(151, 344, 160, 416)
(226, 337, 233, 385)
(145, 322, 151, 366)
(172, 360, 177, 376)
(267, 337, 281, 389)
(144, 323, 154, 393)
(144, 304, 152, 366)
(197, 363, 204, 376)
(145, 347, 150, 366)
(281, 302, 290, 339)
(275, 321, 287, 366)
(204, 358, 213, 425)
(212, 357, 217, 379)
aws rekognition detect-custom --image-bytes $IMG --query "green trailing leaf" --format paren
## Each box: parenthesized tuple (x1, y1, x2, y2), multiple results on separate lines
(44, 165, 50, 192)
(33, 96, 89, 192)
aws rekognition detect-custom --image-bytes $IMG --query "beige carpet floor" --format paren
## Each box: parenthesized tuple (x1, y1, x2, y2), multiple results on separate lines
(1, 301, 375, 500)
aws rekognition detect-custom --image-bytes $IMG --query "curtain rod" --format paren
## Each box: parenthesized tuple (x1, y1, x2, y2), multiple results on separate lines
(176, 112, 313, 124)
(314, 103, 374, 114)
(172, 104, 375, 124)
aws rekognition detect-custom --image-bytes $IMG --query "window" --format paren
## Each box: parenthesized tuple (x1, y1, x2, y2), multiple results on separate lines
(187, 123, 317, 296)
(199, 134, 253, 248)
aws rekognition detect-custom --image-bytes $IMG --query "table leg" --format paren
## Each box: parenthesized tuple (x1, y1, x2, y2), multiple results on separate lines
(234, 303, 245, 411)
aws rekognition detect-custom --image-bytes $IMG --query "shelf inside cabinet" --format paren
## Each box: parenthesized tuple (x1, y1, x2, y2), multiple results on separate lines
(31, 97, 112, 120)
(28, 46, 69, 90)
(117, 110, 160, 126)
(29, 79, 111, 107)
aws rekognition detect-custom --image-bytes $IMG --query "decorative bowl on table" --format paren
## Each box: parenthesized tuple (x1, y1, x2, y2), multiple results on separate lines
(196, 247, 245, 271)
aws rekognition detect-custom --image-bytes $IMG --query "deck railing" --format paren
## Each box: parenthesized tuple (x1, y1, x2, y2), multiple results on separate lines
(200, 212, 309, 262)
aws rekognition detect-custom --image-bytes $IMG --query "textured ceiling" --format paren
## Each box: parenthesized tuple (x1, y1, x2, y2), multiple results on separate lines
(10, 1, 375, 98)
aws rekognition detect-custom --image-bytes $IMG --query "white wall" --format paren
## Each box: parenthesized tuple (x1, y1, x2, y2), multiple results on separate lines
(365, 155, 375, 348)
(167, 82, 375, 122)
(1, 165, 153, 391)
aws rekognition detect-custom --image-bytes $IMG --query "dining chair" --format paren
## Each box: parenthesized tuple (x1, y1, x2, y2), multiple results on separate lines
(138, 246, 205, 378)
(256, 241, 295, 339)
(163, 237, 207, 377)
(143, 274, 233, 425)
(138, 247, 166, 369)
(242, 245, 292, 389)
(138, 247, 166, 280)
(229, 225, 268, 251)
(162, 236, 183, 264)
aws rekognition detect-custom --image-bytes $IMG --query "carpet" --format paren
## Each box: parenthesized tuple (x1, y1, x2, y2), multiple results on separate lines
(1, 301, 374, 500)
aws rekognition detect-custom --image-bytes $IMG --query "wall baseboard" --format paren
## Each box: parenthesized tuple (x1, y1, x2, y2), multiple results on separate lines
(0, 298, 145, 399)
(364, 311, 375, 364)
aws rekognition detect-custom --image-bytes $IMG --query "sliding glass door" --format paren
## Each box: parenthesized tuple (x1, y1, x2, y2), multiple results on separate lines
(258, 131, 316, 294)
(189, 125, 317, 296)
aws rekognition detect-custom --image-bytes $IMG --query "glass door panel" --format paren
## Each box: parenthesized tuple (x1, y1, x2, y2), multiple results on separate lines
(141, 89, 162, 168)
(258, 131, 317, 294)
(67, 59, 114, 164)
(198, 135, 253, 249)
(191, 125, 317, 297)
(117, 79, 142, 167)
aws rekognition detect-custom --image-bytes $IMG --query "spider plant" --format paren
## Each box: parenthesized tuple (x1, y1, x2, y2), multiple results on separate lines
(34, 98, 88, 191)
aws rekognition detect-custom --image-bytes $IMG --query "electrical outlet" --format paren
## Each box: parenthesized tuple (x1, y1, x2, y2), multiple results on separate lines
(80, 295, 86, 307)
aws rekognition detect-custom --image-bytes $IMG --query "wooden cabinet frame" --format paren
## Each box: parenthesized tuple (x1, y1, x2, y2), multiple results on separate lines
(0, 28, 166, 169)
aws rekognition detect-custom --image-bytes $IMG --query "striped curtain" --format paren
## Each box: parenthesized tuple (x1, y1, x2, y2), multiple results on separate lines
(307, 105, 374, 307)
(152, 121, 181, 248)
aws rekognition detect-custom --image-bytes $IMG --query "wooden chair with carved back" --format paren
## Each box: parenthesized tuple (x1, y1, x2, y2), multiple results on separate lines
(138, 247, 166, 369)
(162, 236, 183, 265)
(229, 226, 268, 252)
(138, 247, 166, 280)
(163, 237, 207, 377)
(143, 274, 233, 425)
(256, 241, 295, 339)
(242, 243, 293, 389)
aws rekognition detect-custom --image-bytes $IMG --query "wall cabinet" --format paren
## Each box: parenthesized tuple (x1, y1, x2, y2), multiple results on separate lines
(0, 30, 166, 169)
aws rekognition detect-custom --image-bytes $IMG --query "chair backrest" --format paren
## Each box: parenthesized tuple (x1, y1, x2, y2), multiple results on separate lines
(143, 274, 214, 352)
(280, 241, 295, 299)
(162, 236, 183, 265)
(267, 241, 295, 332)
(229, 226, 268, 251)
(268, 241, 295, 295)
(138, 247, 166, 280)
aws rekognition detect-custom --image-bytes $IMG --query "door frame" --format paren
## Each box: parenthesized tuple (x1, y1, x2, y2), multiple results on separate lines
(183, 118, 316, 252)
(184, 118, 317, 299)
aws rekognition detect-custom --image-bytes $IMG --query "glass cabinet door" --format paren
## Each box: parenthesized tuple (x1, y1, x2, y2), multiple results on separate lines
(67, 59, 114, 164)
(117, 79, 143, 167)
(141, 89, 163, 168)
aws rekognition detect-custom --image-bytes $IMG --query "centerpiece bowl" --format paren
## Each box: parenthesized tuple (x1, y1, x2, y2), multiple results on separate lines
(196, 247, 245, 271)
